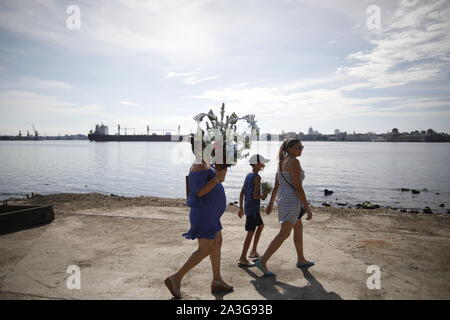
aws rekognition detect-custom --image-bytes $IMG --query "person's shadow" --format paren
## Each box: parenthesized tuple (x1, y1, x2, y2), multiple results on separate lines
(240, 266, 342, 300)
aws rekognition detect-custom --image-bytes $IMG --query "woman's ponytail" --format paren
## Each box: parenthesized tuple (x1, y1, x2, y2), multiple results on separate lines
(278, 139, 289, 171)
(278, 138, 301, 171)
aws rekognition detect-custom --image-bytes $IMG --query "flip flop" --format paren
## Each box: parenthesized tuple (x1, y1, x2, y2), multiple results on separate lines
(296, 261, 315, 268)
(249, 254, 261, 259)
(254, 260, 275, 276)
(164, 276, 181, 299)
(237, 261, 255, 267)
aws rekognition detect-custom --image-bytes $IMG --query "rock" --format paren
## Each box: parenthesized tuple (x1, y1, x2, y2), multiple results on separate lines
(361, 201, 380, 209)
(355, 203, 362, 207)
(447, 210, 450, 214)
(423, 207, 433, 214)
(322, 202, 331, 207)
(234, 201, 239, 204)
(400, 209, 407, 213)
(409, 210, 419, 214)
(436, 193, 440, 195)
(324, 189, 334, 196)
(336, 202, 347, 206)
(439, 203, 445, 208)
(422, 188, 428, 192)
(401, 188, 410, 192)
(228, 202, 235, 206)
(411, 189, 420, 194)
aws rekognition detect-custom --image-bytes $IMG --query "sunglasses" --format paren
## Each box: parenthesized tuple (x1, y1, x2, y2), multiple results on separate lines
(298, 145, 304, 150)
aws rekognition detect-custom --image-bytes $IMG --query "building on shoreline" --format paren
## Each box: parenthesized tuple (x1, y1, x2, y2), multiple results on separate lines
(258, 128, 450, 142)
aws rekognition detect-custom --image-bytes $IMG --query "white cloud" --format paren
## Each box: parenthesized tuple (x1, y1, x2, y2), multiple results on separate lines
(344, 0, 450, 88)
(0, 0, 247, 63)
(120, 100, 139, 106)
(166, 70, 220, 85)
(0, 90, 109, 134)
(183, 75, 220, 85)
(18, 77, 72, 90)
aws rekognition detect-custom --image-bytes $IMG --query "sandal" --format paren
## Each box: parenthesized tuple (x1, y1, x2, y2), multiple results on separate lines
(254, 260, 275, 276)
(296, 261, 315, 268)
(237, 261, 255, 267)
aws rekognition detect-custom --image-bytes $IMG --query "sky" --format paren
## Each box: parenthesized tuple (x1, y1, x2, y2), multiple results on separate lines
(0, 0, 449, 136)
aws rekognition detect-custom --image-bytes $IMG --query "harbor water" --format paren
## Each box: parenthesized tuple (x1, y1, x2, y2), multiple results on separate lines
(0, 140, 449, 213)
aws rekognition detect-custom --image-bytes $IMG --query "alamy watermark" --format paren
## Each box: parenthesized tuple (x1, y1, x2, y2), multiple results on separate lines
(66, 5, 81, 30)
(366, 265, 381, 290)
(366, 5, 381, 30)
(66, 265, 81, 290)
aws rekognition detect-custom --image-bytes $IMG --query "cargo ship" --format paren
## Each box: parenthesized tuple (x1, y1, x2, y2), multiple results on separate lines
(88, 124, 184, 142)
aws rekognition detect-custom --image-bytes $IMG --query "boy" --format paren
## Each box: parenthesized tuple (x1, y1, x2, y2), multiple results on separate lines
(238, 154, 270, 266)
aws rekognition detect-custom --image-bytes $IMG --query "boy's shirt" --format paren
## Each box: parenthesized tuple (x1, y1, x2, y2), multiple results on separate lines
(244, 172, 260, 215)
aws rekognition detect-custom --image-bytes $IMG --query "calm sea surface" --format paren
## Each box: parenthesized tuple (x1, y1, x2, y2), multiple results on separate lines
(0, 140, 449, 212)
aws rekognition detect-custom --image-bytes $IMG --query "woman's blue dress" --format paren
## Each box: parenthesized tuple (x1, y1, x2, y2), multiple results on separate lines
(183, 167, 226, 240)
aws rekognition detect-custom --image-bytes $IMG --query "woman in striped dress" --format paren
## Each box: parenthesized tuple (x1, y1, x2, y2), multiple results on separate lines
(255, 138, 314, 276)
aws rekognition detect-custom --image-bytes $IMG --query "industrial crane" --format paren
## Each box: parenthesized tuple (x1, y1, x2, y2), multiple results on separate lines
(31, 123, 38, 137)
(117, 124, 135, 135)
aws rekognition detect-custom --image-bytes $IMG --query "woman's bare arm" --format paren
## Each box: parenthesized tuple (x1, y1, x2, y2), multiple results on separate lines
(268, 174, 279, 205)
(191, 164, 220, 197)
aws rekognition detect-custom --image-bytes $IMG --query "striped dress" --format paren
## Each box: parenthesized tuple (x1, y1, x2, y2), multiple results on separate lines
(276, 169, 305, 224)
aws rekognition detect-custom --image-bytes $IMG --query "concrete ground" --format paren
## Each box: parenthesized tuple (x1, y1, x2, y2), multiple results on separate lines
(1, 199, 449, 300)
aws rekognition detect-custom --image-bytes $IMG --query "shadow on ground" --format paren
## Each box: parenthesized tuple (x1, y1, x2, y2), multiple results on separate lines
(239, 266, 342, 300)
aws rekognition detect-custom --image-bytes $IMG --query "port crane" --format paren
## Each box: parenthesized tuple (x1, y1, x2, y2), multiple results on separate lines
(31, 124, 38, 137)
(116, 124, 180, 135)
(147, 125, 180, 135)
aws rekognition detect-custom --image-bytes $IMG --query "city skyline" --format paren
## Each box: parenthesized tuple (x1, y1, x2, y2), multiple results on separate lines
(0, 0, 449, 136)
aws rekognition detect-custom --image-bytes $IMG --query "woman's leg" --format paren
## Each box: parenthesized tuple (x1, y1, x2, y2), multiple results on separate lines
(209, 231, 233, 289)
(259, 222, 293, 273)
(250, 224, 264, 257)
(209, 231, 223, 281)
(239, 231, 255, 263)
(293, 219, 312, 263)
(168, 238, 214, 291)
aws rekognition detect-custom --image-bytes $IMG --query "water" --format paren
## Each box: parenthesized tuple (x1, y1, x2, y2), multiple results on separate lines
(0, 140, 449, 212)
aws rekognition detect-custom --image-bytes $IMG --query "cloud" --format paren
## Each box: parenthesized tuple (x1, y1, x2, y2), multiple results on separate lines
(166, 71, 220, 85)
(192, 79, 449, 126)
(18, 77, 72, 90)
(344, 0, 450, 88)
(183, 75, 220, 85)
(0, 0, 239, 63)
(120, 100, 139, 106)
(0, 90, 109, 134)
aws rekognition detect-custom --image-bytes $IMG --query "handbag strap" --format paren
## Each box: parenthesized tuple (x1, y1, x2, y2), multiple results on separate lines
(280, 170, 296, 191)
(279, 158, 296, 191)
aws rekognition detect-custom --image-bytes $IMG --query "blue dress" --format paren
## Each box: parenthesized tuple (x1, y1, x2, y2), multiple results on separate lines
(183, 167, 226, 240)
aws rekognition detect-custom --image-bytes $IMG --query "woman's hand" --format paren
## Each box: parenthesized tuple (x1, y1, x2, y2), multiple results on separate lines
(305, 207, 313, 220)
(238, 208, 243, 218)
(265, 202, 273, 215)
(215, 168, 227, 182)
